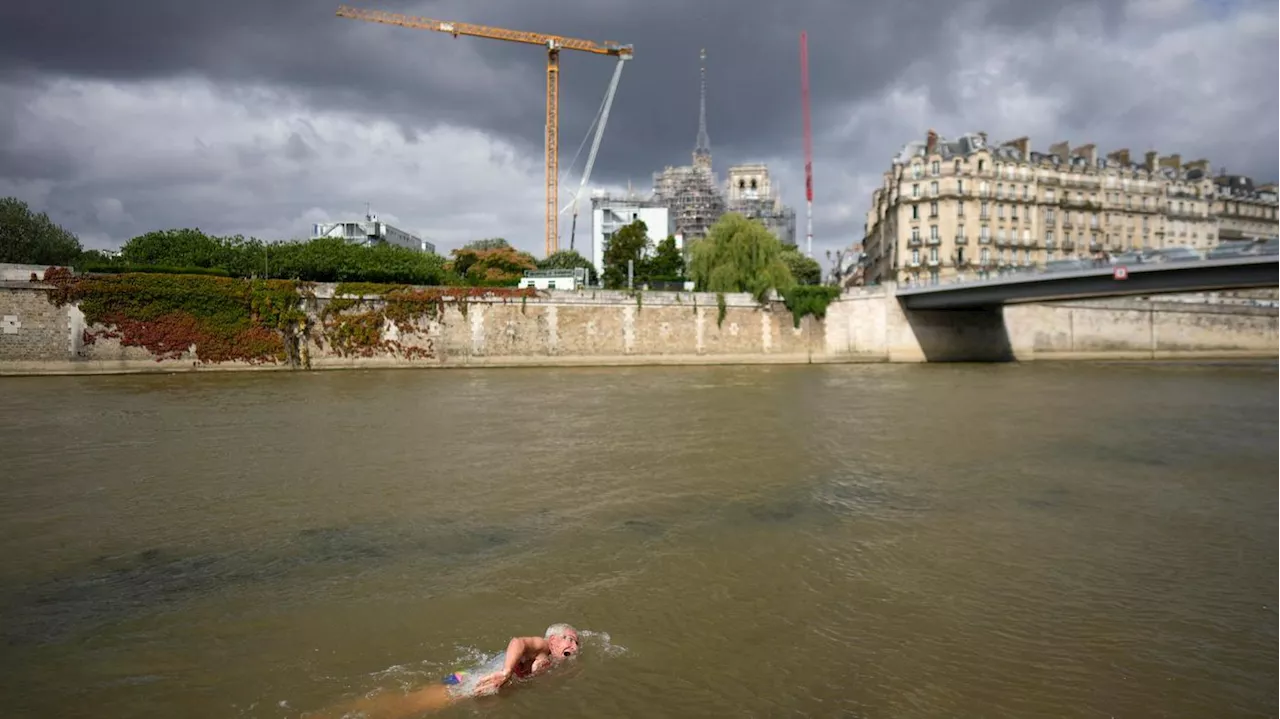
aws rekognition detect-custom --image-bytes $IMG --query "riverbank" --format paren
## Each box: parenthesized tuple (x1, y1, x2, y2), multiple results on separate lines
(1, 269, 1276, 375)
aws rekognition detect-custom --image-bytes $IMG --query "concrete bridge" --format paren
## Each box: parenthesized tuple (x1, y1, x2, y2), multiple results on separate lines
(894, 254, 1279, 310)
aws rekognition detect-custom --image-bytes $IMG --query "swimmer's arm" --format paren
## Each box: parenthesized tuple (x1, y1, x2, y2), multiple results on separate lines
(498, 636, 548, 680)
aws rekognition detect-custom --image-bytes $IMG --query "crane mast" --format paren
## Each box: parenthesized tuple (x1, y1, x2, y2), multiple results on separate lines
(335, 5, 633, 258)
(800, 31, 814, 260)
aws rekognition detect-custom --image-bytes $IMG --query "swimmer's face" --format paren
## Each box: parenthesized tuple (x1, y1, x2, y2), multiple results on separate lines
(548, 631, 579, 661)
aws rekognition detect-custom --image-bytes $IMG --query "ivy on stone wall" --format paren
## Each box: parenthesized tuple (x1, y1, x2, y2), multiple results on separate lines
(780, 285, 842, 329)
(319, 283, 536, 359)
(41, 267, 308, 364)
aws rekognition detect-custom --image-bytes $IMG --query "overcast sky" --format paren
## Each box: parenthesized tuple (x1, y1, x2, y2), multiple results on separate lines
(1, 0, 1276, 268)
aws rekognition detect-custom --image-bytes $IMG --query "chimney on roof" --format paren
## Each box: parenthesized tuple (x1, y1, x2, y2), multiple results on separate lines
(1158, 154, 1182, 171)
(978, 131, 988, 144)
(1107, 148, 1130, 166)
(1072, 143, 1097, 165)
(1048, 141, 1070, 159)
(1144, 151, 1159, 171)
(1003, 136, 1030, 161)
(926, 129, 938, 154)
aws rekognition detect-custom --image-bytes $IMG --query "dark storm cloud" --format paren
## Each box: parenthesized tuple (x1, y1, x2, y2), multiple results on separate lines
(0, 0, 1117, 182)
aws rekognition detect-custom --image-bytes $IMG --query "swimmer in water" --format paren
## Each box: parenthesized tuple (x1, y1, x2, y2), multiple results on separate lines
(306, 624, 579, 719)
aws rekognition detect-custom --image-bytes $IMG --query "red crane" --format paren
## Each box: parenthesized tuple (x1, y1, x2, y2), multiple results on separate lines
(800, 31, 814, 259)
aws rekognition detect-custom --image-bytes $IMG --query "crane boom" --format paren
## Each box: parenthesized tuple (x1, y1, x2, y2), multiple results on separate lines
(566, 55, 628, 253)
(335, 5, 633, 257)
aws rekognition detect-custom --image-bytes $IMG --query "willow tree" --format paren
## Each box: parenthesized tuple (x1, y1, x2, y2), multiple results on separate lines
(688, 212, 795, 301)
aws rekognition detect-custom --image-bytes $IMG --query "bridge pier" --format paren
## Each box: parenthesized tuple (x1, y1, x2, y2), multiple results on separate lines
(896, 306, 1015, 362)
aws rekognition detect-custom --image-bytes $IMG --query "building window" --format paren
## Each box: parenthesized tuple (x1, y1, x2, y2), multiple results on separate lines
(1045, 189, 1055, 202)
(980, 226, 990, 241)
(980, 247, 990, 263)
(1046, 230, 1055, 245)
(911, 248, 920, 264)
(930, 225, 939, 240)
(911, 204, 919, 220)
(997, 204, 1005, 219)
(930, 161, 940, 176)
(957, 179, 965, 193)
(912, 183, 920, 198)
(980, 202, 989, 218)
(929, 201, 938, 217)
(957, 202, 965, 217)
(996, 183, 1004, 199)
(979, 181, 989, 196)
(912, 164, 922, 179)
(930, 181, 939, 196)
(954, 159, 961, 174)
(978, 159, 986, 172)
(911, 227, 920, 242)
(929, 247, 939, 263)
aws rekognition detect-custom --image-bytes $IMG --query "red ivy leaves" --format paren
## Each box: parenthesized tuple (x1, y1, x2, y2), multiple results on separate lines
(85, 312, 285, 364)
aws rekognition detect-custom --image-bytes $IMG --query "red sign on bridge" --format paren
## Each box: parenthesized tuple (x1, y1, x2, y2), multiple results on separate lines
(1113, 266, 1129, 280)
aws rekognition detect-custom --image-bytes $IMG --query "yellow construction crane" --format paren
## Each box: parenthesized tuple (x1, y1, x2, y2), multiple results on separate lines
(335, 5, 634, 257)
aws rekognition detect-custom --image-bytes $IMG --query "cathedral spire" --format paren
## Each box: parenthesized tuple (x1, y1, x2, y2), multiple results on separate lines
(693, 48, 712, 171)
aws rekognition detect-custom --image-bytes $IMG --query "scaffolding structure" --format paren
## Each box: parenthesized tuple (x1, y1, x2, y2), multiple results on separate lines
(653, 164, 725, 240)
(650, 48, 725, 241)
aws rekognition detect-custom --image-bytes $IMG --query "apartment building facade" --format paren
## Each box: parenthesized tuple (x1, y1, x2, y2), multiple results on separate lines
(1212, 175, 1279, 242)
(860, 130, 1262, 286)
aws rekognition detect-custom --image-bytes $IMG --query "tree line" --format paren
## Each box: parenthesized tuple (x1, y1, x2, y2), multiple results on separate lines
(1, 196, 826, 297)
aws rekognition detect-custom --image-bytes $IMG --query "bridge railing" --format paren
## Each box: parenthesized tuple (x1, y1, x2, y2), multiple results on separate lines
(898, 239, 1278, 291)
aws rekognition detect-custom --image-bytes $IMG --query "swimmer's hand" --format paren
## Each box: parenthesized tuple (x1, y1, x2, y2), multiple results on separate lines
(474, 670, 510, 695)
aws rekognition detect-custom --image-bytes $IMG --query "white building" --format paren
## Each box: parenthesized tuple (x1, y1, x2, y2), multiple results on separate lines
(590, 191, 676, 280)
(517, 268, 590, 291)
(311, 210, 436, 254)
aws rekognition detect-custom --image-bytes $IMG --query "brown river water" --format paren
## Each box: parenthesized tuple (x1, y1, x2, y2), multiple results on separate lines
(0, 362, 1275, 719)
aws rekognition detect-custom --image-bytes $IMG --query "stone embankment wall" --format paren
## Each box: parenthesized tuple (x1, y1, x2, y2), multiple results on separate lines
(0, 275, 827, 374)
(306, 284, 823, 370)
(0, 267, 1275, 375)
